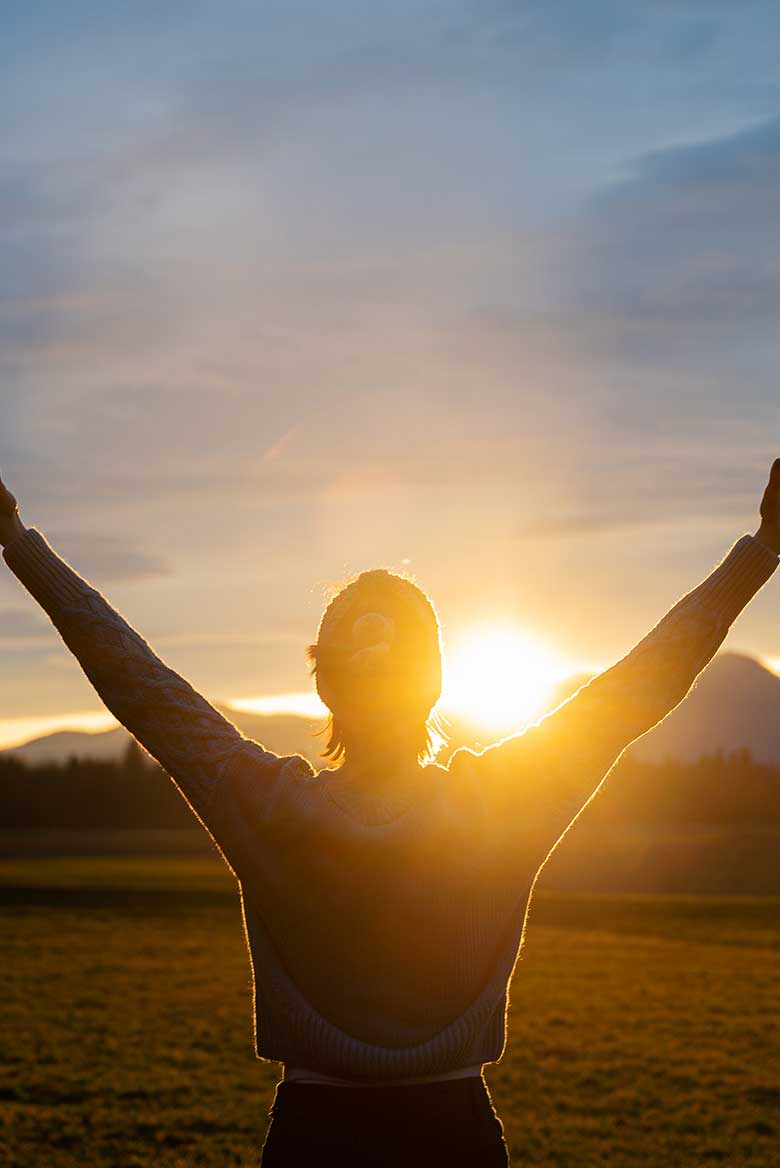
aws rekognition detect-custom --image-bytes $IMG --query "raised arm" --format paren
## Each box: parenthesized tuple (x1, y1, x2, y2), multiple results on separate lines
(0, 474, 301, 869)
(448, 460, 780, 854)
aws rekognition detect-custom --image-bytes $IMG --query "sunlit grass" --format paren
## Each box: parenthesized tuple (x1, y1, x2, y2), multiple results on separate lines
(1, 862, 778, 1167)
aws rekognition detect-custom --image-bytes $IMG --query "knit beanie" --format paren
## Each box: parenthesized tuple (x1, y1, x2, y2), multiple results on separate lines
(308, 569, 442, 721)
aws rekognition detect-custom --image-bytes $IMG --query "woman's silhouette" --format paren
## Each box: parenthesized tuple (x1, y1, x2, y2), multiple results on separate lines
(1, 462, 779, 1166)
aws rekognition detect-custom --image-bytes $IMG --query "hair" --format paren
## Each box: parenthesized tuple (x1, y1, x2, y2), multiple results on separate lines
(307, 568, 447, 766)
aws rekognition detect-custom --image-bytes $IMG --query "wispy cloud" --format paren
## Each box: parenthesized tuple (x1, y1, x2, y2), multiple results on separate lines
(3, 2, 780, 718)
(46, 534, 170, 582)
(582, 115, 780, 333)
(0, 608, 52, 649)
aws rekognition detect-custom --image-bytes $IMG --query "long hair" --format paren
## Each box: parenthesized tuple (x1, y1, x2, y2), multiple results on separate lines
(307, 569, 447, 765)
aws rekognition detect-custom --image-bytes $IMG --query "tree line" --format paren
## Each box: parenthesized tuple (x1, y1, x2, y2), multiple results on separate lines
(0, 739, 779, 830)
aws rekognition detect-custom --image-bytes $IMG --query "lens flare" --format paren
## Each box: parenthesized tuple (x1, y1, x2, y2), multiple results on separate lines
(441, 623, 571, 734)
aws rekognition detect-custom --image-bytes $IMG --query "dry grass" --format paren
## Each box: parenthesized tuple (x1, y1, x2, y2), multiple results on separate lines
(1, 857, 778, 1166)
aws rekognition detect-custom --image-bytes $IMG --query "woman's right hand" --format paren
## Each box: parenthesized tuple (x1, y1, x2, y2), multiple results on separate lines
(756, 458, 780, 555)
(0, 472, 26, 549)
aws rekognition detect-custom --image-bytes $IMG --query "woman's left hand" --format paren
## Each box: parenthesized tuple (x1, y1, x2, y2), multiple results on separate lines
(0, 472, 26, 549)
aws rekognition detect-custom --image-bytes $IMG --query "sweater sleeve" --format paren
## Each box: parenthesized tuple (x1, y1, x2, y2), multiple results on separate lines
(447, 534, 779, 854)
(1, 527, 297, 871)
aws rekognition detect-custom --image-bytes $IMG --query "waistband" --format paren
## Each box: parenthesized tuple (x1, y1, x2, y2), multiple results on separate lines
(283, 1063, 484, 1088)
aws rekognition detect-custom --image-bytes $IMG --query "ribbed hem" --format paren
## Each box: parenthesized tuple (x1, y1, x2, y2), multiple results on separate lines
(282, 1063, 484, 1087)
(2, 528, 91, 613)
(694, 534, 779, 626)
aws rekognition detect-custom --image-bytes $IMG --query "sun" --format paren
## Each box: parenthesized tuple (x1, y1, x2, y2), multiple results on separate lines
(440, 623, 570, 734)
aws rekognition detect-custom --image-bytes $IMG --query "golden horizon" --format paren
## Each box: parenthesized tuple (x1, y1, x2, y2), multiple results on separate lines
(3, 643, 775, 754)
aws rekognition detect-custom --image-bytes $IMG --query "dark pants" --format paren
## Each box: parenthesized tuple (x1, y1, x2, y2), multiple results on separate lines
(260, 1075, 510, 1166)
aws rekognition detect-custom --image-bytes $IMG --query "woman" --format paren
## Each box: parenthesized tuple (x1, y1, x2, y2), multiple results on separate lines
(1, 462, 779, 1167)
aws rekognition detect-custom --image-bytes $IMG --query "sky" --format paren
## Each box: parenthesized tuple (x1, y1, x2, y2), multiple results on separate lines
(1, 1, 780, 747)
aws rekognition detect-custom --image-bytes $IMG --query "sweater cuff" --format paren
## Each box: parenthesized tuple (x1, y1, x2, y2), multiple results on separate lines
(694, 534, 778, 627)
(2, 528, 92, 613)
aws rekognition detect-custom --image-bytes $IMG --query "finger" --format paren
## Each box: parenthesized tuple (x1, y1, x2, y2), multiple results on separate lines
(762, 460, 780, 503)
(0, 483, 17, 514)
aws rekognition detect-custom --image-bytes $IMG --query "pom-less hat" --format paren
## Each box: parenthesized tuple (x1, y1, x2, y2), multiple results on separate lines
(308, 569, 442, 718)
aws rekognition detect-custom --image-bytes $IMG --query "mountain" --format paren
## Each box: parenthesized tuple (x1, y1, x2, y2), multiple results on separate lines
(3, 708, 324, 768)
(4, 652, 780, 766)
(628, 652, 780, 763)
(4, 726, 132, 767)
(541, 652, 780, 763)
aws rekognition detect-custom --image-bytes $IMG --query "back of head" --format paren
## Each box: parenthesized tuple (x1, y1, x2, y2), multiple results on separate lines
(307, 569, 444, 765)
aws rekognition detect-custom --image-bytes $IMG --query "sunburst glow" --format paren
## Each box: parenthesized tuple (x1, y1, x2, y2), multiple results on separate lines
(441, 623, 572, 734)
(228, 692, 327, 718)
(763, 657, 780, 678)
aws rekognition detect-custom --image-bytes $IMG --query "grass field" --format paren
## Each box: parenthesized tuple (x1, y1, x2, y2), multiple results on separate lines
(1, 855, 779, 1166)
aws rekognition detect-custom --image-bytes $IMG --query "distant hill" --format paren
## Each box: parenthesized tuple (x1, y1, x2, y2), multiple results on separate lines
(4, 651, 780, 765)
(3, 709, 324, 768)
(543, 652, 780, 764)
(439, 653, 780, 765)
(628, 652, 780, 763)
(3, 726, 130, 767)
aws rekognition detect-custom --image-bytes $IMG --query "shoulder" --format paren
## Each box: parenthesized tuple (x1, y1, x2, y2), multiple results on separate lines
(220, 742, 316, 816)
(225, 740, 315, 777)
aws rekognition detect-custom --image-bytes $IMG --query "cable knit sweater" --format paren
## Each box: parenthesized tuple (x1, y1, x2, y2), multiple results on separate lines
(3, 529, 778, 1084)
